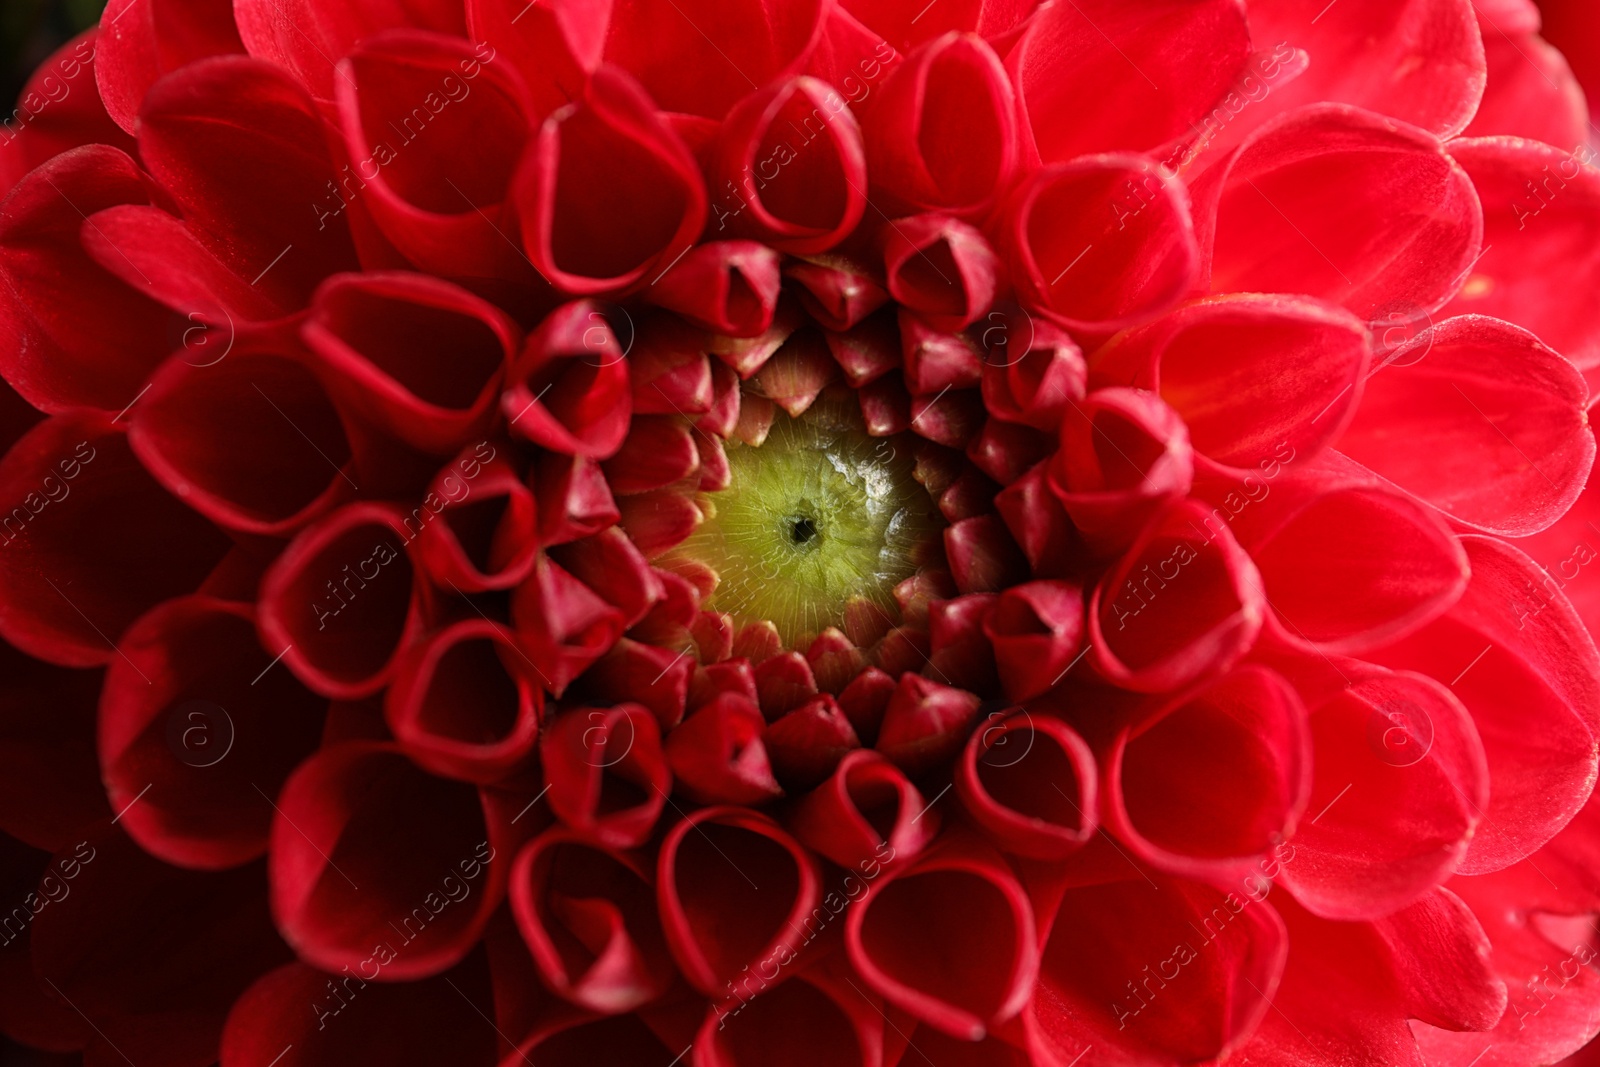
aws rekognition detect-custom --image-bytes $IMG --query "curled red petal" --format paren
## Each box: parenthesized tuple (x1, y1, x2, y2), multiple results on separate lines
(268, 741, 509, 981)
(413, 445, 539, 592)
(846, 830, 1038, 1040)
(1087, 496, 1266, 693)
(875, 672, 982, 775)
(1104, 665, 1310, 881)
(258, 501, 428, 700)
(1006, 154, 1200, 333)
(508, 826, 675, 1015)
(982, 579, 1085, 703)
(656, 805, 822, 997)
(788, 748, 936, 871)
(305, 271, 517, 455)
(956, 709, 1097, 859)
(514, 66, 707, 294)
(0, 412, 229, 667)
(130, 339, 356, 537)
(664, 692, 784, 806)
(542, 704, 669, 849)
(862, 31, 1016, 219)
(96, 0, 244, 135)
(505, 300, 633, 459)
(384, 618, 543, 784)
(1047, 387, 1193, 558)
(645, 240, 781, 338)
(882, 215, 1000, 332)
(699, 963, 887, 1067)
(100, 595, 325, 870)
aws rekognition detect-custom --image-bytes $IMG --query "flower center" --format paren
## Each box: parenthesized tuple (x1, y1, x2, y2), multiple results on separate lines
(670, 394, 943, 649)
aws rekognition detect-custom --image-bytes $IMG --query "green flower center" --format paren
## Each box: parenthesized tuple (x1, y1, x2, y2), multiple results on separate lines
(671, 396, 942, 649)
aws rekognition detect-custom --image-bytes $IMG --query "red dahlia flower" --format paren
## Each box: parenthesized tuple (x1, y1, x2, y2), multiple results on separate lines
(2, 0, 1600, 1065)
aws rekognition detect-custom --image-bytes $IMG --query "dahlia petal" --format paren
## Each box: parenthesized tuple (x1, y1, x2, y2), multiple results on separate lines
(646, 240, 781, 338)
(1087, 496, 1266, 693)
(631, 318, 715, 416)
(995, 461, 1079, 579)
(508, 826, 674, 1015)
(100, 596, 325, 870)
(505, 300, 632, 458)
(138, 56, 361, 310)
(1103, 665, 1309, 881)
(944, 514, 1029, 594)
(1047, 387, 1193, 558)
(305, 271, 516, 454)
(602, 416, 699, 495)
(617, 488, 703, 558)
(232, 0, 466, 101)
(765, 694, 861, 788)
(700, 963, 887, 1067)
(384, 619, 542, 784)
(840, 0, 1037, 54)
(257, 501, 427, 699)
(788, 749, 936, 870)
(270, 742, 510, 981)
(707, 77, 868, 255)
(0, 412, 229, 667)
(1029, 873, 1288, 1065)
(883, 1021, 1034, 1067)
(578, 638, 694, 731)
(862, 32, 1016, 219)
(551, 526, 663, 628)
(84, 204, 286, 323)
(753, 330, 840, 416)
(1373, 536, 1600, 874)
(466, 0, 606, 118)
(874, 672, 982, 778)
(956, 709, 1097, 859)
(656, 805, 822, 997)
(1413, 873, 1600, 1066)
(1006, 155, 1200, 333)
(219, 954, 497, 1067)
(882, 216, 1000, 332)
(603, 0, 829, 119)
(982, 580, 1085, 703)
(535, 452, 621, 546)
(1276, 665, 1486, 921)
(1463, 31, 1589, 148)
(6, 29, 136, 179)
(95, 0, 244, 135)
(334, 31, 541, 282)
(1229, 889, 1504, 1067)
(505, 1011, 687, 1065)
(0, 642, 107, 849)
(1198, 105, 1483, 324)
(1444, 137, 1600, 369)
(0, 146, 173, 412)
(900, 311, 983, 394)
(1243, 0, 1484, 140)
(1091, 293, 1371, 473)
(414, 446, 538, 591)
(846, 830, 1037, 1040)
(541, 704, 669, 849)
(978, 312, 1084, 432)
(1008, 0, 1250, 162)
(33, 826, 288, 1066)
(791, 256, 891, 332)
(514, 65, 706, 294)
(1335, 315, 1593, 536)
(927, 593, 1000, 693)
(754, 651, 820, 718)
(130, 342, 355, 536)
(665, 692, 783, 805)
(1211, 459, 1471, 652)
(836, 666, 898, 743)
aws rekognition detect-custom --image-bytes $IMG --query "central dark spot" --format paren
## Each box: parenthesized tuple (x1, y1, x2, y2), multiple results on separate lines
(788, 516, 818, 544)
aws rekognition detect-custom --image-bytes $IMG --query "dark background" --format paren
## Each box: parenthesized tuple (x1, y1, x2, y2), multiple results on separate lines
(1, 0, 106, 107)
